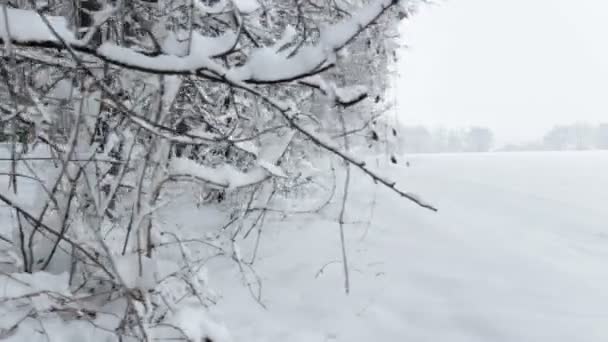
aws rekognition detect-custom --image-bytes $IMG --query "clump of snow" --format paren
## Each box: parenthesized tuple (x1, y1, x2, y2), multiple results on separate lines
(301, 75, 329, 91)
(91, 4, 116, 26)
(234, 141, 259, 156)
(97, 43, 209, 72)
(0, 271, 71, 331)
(162, 75, 183, 111)
(232, 0, 261, 14)
(320, 0, 390, 48)
(170, 158, 269, 188)
(0, 0, 388, 84)
(162, 30, 237, 58)
(258, 130, 295, 164)
(228, 0, 392, 82)
(169, 133, 294, 186)
(195, 0, 229, 14)
(257, 160, 287, 178)
(227, 45, 326, 82)
(274, 25, 298, 51)
(114, 254, 158, 290)
(334, 85, 368, 104)
(1, 271, 70, 298)
(170, 303, 233, 342)
(301, 76, 368, 104)
(0, 8, 75, 43)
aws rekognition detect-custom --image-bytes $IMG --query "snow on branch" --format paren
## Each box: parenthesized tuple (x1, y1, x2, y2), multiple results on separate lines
(256, 129, 296, 177)
(168, 130, 294, 188)
(290, 121, 438, 211)
(195, 0, 230, 15)
(213, 75, 439, 211)
(95, 43, 223, 74)
(227, 0, 397, 83)
(231, 0, 261, 14)
(0, 271, 70, 299)
(2, 3, 434, 211)
(169, 158, 270, 189)
(162, 31, 238, 58)
(0, 0, 397, 84)
(299, 76, 369, 107)
(258, 130, 296, 164)
(0, 7, 234, 75)
(335, 85, 369, 106)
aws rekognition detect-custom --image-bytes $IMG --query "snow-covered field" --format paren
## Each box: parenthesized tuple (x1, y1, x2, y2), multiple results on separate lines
(206, 151, 608, 341)
(2, 150, 608, 341)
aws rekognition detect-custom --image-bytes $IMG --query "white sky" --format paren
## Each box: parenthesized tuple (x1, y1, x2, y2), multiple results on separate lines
(395, 0, 608, 145)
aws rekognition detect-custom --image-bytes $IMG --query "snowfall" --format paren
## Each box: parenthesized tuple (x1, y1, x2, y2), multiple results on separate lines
(2, 149, 608, 341)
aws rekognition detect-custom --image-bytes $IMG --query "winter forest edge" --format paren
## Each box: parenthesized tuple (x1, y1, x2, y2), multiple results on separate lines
(0, 0, 433, 341)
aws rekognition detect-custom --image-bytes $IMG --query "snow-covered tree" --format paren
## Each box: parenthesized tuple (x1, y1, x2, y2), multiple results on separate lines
(597, 123, 608, 150)
(0, 1, 434, 340)
(464, 126, 494, 152)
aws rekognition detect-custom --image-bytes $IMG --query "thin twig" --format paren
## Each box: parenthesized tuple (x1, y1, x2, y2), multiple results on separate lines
(338, 111, 351, 294)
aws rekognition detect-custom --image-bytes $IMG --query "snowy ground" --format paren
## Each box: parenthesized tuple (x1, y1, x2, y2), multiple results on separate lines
(205, 151, 608, 341)
(2, 150, 608, 341)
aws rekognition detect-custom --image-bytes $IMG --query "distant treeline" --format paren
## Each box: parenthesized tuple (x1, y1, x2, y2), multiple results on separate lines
(397, 123, 608, 153)
(500, 123, 608, 152)
(396, 125, 494, 153)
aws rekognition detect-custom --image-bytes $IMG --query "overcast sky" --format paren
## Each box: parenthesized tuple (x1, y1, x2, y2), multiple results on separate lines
(395, 0, 608, 145)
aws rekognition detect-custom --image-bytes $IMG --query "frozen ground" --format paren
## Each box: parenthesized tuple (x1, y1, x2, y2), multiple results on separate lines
(2, 150, 608, 341)
(206, 151, 608, 341)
